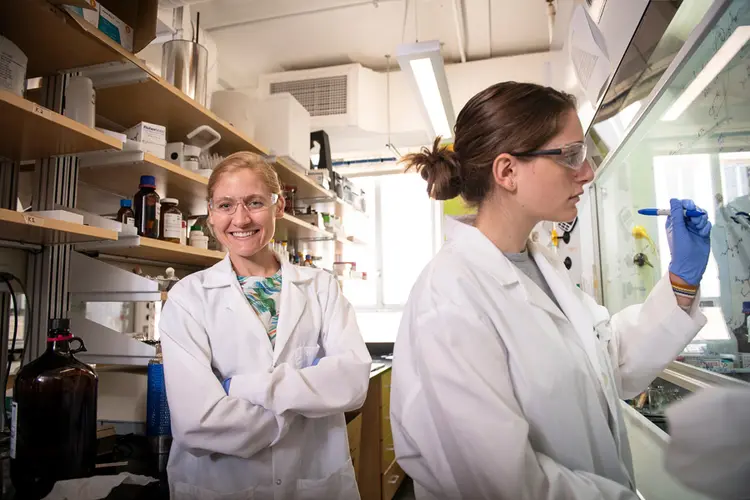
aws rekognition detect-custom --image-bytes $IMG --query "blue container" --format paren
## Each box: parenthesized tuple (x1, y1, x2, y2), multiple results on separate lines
(146, 358, 171, 456)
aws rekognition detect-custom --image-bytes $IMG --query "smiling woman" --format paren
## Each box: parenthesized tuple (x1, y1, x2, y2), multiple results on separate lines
(158, 151, 372, 499)
(205, 152, 286, 275)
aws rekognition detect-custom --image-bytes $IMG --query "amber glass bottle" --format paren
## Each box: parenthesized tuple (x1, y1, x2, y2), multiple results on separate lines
(11, 319, 98, 499)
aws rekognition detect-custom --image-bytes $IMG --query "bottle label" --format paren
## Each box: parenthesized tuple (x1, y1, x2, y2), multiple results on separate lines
(155, 201, 161, 221)
(126, 216, 135, 226)
(163, 213, 183, 239)
(10, 401, 17, 459)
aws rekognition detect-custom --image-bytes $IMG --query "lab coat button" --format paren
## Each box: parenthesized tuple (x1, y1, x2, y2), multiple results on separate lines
(276, 479, 282, 486)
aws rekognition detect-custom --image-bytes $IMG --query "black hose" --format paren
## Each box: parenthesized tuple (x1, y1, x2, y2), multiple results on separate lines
(0, 276, 18, 428)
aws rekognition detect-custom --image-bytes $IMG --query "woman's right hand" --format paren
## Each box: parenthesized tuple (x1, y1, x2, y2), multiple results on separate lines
(666, 198, 711, 286)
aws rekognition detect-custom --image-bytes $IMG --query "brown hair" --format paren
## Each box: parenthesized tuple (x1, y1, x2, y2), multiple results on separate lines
(403, 82, 576, 205)
(207, 151, 282, 201)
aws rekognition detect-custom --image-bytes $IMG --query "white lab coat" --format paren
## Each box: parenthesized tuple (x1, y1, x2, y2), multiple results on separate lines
(391, 218, 707, 500)
(665, 386, 750, 500)
(159, 255, 371, 500)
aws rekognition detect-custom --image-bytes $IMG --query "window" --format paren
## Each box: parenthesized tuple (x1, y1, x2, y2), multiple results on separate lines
(340, 173, 442, 342)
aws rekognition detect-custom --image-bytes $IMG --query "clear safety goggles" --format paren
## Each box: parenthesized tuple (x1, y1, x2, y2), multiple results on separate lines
(510, 141, 588, 170)
(209, 193, 279, 216)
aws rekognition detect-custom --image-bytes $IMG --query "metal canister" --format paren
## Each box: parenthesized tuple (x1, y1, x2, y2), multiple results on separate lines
(146, 342, 172, 472)
(161, 40, 208, 106)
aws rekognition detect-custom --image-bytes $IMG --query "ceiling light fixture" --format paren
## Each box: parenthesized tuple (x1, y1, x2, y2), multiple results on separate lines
(396, 40, 456, 139)
(662, 25, 750, 121)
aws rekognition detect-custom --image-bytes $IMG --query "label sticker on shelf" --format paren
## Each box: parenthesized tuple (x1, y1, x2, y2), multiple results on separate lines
(32, 104, 46, 116)
(22, 214, 44, 226)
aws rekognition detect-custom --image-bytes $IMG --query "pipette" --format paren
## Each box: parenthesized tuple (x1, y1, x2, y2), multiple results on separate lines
(637, 208, 704, 217)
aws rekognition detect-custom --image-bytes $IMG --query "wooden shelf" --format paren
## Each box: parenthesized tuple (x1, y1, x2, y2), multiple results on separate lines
(77, 236, 225, 267)
(78, 151, 209, 216)
(275, 158, 333, 201)
(0, 0, 357, 214)
(94, 77, 268, 158)
(338, 235, 367, 246)
(0, 208, 118, 245)
(0, 0, 132, 78)
(276, 214, 333, 241)
(0, 90, 122, 161)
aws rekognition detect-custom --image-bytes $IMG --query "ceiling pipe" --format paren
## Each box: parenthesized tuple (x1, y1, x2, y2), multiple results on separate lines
(451, 0, 467, 63)
(205, 0, 402, 34)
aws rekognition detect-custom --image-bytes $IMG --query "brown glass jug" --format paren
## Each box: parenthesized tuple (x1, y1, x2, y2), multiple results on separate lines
(11, 318, 98, 500)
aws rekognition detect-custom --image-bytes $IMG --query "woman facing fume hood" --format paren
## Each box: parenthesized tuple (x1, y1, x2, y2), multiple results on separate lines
(390, 82, 712, 499)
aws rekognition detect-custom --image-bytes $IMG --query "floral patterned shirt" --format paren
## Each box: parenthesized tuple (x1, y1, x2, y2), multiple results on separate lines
(237, 270, 282, 348)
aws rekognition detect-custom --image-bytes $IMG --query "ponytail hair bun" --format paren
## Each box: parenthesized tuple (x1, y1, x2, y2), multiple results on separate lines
(402, 137, 462, 200)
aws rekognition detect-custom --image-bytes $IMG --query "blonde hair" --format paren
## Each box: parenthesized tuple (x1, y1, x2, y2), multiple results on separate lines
(207, 152, 282, 201)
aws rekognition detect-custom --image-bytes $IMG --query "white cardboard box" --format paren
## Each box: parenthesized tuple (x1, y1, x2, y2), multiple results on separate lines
(125, 121, 167, 146)
(253, 93, 311, 170)
(124, 140, 166, 160)
(64, 2, 134, 52)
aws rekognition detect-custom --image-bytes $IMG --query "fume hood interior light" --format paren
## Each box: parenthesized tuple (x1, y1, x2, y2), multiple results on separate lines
(396, 40, 456, 140)
(662, 25, 750, 121)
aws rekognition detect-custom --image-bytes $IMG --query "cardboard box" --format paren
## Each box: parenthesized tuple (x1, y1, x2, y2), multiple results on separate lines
(124, 140, 166, 160)
(125, 121, 167, 145)
(59, 0, 158, 53)
(64, 1, 134, 52)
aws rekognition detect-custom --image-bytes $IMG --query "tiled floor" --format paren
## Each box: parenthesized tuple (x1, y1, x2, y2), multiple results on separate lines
(393, 478, 416, 500)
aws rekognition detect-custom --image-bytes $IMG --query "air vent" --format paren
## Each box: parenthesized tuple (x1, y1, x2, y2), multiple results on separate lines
(269, 75, 348, 117)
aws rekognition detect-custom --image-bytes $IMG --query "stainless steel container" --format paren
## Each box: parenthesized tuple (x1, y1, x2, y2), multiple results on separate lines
(161, 40, 208, 106)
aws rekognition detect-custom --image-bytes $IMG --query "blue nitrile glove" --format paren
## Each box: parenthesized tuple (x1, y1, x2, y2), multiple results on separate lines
(222, 378, 232, 394)
(312, 357, 322, 366)
(666, 198, 711, 286)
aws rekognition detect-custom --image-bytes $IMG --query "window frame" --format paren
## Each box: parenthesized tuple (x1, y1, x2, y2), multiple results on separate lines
(345, 173, 443, 312)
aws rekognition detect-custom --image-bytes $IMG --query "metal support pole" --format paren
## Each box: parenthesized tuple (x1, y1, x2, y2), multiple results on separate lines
(25, 74, 79, 360)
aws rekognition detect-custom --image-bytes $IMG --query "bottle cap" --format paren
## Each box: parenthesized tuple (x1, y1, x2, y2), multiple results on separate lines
(161, 198, 178, 205)
(139, 175, 156, 187)
(120, 199, 132, 208)
(48, 318, 70, 331)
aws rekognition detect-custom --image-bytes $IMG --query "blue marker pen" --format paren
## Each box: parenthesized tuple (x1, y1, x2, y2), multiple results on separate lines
(638, 208, 704, 217)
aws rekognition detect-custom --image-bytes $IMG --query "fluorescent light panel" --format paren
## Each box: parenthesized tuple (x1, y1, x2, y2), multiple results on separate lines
(396, 40, 455, 140)
(409, 58, 453, 138)
(662, 25, 750, 121)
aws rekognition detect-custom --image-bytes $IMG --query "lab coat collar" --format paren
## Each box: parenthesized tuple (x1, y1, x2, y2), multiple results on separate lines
(201, 253, 313, 361)
(446, 216, 568, 321)
(202, 253, 311, 288)
(444, 215, 517, 286)
(448, 217, 604, 377)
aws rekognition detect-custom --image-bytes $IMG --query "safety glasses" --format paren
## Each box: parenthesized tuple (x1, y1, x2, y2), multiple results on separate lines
(209, 193, 280, 216)
(510, 141, 588, 170)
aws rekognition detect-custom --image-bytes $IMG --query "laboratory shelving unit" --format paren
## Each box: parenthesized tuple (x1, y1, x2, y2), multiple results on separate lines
(0, 0, 366, 366)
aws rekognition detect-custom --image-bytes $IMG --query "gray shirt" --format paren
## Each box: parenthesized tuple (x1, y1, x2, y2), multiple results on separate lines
(504, 249, 561, 311)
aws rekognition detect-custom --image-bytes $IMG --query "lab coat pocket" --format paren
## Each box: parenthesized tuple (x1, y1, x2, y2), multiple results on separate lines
(295, 344, 322, 369)
(172, 481, 256, 500)
(295, 458, 359, 500)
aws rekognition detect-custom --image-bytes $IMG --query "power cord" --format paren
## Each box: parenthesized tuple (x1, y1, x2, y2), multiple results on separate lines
(0, 274, 18, 428)
(0, 273, 32, 411)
